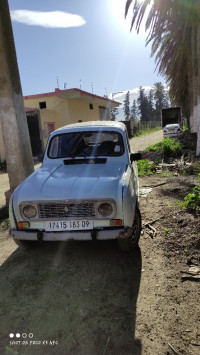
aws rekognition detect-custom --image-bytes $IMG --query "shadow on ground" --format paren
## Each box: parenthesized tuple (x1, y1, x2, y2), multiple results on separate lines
(0, 240, 142, 355)
(0, 206, 8, 220)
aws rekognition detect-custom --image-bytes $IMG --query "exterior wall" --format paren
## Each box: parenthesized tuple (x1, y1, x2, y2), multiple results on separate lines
(24, 95, 68, 148)
(23, 96, 102, 149)
(196, 26, 200, 156)
(99, 106, 110, 120)
(191, 97, 200, 156)
(0, 90, 118, 160)
(67, 99, 100, 122)
(190, 31, 198, 135)
(190, 25, 200, 156)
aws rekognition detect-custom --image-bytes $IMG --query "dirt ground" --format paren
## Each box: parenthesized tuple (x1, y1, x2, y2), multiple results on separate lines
(129, 129, 163, 153)
(0, 173, 199, 355)
(0, 131, 200, 355)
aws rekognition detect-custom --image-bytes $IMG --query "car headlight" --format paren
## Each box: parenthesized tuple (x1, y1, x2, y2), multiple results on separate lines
(23, 205, 37, 218)
(98, 202, 113, 217)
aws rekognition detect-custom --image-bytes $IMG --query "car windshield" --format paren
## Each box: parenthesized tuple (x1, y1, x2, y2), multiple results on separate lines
(165, 124, 179, 129)
(48, 131, 124, 158)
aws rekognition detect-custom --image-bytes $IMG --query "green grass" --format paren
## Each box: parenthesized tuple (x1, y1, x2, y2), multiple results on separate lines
(133, 126, 162, 137)
(184, 184, 200, 212)
(175, 200, 185, 208)
(137, 138, 183, 176)
(163, 228, 170, 234)
(161, 171, 174, 178)
(182, 122, 189, 132)
(176, 174, 200, 212)
(145, 137, 183, 157)
(137, 159, 157, 176)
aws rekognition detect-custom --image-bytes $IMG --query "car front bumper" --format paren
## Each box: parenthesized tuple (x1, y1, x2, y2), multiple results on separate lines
(10, 228, 131, 241)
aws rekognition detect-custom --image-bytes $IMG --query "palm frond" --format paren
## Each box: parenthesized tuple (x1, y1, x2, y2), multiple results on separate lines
(125, 0, 200, 116)
(125, 0, 133, 18)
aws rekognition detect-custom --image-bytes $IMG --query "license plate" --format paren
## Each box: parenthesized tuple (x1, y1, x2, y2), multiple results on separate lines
(45, 220, 93, 231)
(169, 129, 174, 132)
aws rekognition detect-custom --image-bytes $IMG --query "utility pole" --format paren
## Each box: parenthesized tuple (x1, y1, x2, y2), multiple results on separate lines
(0, 0, 34, 205)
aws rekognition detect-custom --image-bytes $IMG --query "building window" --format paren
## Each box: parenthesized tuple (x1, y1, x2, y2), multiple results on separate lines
(39, 101, 47, 109)
(89, 103, 93, 110)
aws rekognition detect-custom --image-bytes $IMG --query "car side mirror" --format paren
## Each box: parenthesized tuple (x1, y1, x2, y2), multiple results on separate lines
(130, 153, 142, 163)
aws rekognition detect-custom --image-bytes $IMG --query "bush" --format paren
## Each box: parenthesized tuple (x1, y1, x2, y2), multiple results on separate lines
(146, 138, 183, 158)
(184, 184, 200, 212)
(162, 138, 183, 157)
(137, 159, 157, 176)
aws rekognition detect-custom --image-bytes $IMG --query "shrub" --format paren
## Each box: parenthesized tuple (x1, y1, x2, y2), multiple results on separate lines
(162, 138, 183, 157)
(137, 159, 157, 176)
(184, 185, 200, 212)
(146, 141, 163, 153)
(146, 138, 183, 158)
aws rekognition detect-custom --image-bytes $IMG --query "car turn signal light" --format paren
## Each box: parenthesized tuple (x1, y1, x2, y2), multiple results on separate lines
(17, 221, 30, 229)
(110, 219, 122, 226)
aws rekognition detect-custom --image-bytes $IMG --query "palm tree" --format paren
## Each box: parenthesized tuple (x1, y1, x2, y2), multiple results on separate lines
(125, 0, 200, 119)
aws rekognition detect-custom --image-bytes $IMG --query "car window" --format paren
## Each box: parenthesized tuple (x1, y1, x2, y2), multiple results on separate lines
(48, 131, 124, 158)
(165, 124, 179, 129)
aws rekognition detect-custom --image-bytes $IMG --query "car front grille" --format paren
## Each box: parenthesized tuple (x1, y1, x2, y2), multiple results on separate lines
(38, 202, 96, 219)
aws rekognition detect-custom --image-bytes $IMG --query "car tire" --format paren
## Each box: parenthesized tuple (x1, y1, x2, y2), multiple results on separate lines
(13, 239, 40, 249)
(117, 207, 142, 251)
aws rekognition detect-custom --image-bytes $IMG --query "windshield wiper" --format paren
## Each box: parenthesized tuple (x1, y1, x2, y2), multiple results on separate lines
(63, 158, 107, 165)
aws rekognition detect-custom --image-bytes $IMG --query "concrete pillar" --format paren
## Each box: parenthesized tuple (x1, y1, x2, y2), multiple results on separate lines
(196, 25, 200, 156)
(0, 0, 34, 204)
(196, 124, 200, 156)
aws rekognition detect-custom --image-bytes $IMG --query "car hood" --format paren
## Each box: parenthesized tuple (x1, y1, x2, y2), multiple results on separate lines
(14, 162, 127, 202)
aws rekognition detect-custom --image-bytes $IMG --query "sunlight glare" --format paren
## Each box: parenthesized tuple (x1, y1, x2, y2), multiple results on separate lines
(110, 0, 145, 33)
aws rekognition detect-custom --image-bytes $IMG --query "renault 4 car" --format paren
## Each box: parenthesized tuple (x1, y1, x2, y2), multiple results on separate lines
(9, 121, 142, 250)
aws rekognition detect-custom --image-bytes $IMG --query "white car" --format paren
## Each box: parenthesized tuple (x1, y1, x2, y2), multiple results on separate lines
(9, 121, 142, 250)
(163, 123, 182, 138)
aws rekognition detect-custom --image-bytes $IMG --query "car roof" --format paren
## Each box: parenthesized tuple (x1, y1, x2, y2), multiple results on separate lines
(165, 123, 180, 127)
(52, 121, 126, 134)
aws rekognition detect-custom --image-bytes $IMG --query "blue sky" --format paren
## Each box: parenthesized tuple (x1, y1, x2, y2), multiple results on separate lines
(8, 0, 165, 106)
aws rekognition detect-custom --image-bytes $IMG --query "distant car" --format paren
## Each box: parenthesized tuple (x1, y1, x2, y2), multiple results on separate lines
(9, 121, 142, 251)
(163, 124, 183, 138)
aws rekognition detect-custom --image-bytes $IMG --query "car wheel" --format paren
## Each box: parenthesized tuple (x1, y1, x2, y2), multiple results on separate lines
(118, 207, 142, 251)
(13, 239, 40, 249)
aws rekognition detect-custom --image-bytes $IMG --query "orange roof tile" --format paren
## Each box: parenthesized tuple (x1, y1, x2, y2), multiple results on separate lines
(24, 88, 120, 105)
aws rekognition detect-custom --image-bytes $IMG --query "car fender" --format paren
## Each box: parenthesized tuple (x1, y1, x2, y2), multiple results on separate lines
(9, 191, 17, 229)
(122, 165, 138, 227)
